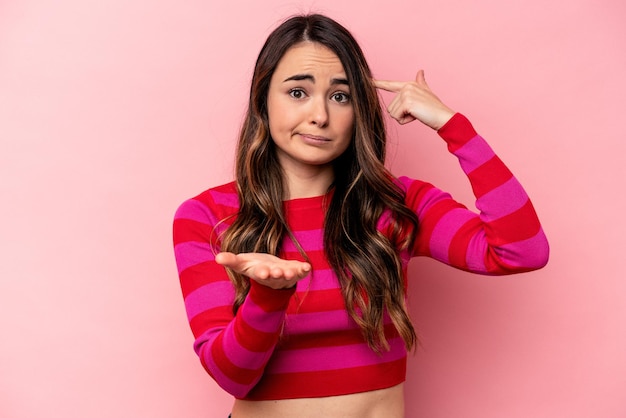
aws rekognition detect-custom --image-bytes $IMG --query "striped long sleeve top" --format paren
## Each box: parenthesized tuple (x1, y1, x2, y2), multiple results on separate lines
(172, 113, 549, 400)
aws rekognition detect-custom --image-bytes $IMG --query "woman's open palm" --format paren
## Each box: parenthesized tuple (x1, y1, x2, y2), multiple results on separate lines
(215, 252, 311, 289)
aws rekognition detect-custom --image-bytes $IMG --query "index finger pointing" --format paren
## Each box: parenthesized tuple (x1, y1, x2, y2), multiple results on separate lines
(373, 79, 406, 92)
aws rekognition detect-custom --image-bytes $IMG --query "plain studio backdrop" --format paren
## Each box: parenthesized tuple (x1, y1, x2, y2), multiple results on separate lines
(1, 1, 624, 417)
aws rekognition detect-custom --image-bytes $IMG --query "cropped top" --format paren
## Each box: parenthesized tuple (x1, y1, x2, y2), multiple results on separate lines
(172, 113, 549, 400)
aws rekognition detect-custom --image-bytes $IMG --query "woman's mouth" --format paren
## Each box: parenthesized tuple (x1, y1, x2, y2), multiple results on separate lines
(299, 133, 331, 144)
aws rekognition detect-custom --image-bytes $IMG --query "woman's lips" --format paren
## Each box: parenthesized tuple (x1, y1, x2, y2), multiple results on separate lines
(299, 133, 331, 144)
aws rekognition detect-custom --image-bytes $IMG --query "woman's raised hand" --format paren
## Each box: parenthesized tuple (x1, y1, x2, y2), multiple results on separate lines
(215, 252, 311, 289)
(374, 70, 455, 131)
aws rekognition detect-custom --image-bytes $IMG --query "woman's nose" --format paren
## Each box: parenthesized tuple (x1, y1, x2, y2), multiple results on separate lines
(309, 97, 329, 127)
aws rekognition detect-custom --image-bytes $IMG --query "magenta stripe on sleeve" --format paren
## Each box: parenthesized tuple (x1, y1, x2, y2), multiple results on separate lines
(267, 337, 406, 373)
(174, 199, 230, 237)
(492, 230, 550, 268)
(464, 232, 488, 273)
(454, 135, 495, 173)
(208, 190, 239, 208)
(185, 282, 235, 320)
(174, 241, 215, 273)
(476, 177, 530, 222)
(174, 199, 218, 224)
(429, 208, 477, 262)
(239, 298, 290, 334)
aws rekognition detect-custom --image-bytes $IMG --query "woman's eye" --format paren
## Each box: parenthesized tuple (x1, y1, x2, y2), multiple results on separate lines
(289, 89, 306, 99)
(332, 92, 350, 103)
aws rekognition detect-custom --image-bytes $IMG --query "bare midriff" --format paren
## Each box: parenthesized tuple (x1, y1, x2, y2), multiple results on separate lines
(230, 383, 404, 418)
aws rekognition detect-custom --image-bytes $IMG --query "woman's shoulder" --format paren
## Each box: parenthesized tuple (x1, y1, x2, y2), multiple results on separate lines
(174, 181, 239, 225)
(393, 175, 448, 211)
(394, 175, 430, 192)
(201, 181, 238, 199)
(189, 181, 238, 204)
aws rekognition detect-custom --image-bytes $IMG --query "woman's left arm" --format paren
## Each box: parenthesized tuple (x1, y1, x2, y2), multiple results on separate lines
(376, 71, 549, 274)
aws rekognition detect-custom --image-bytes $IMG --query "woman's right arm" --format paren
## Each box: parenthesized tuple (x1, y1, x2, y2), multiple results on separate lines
(172, 194, 307, 398)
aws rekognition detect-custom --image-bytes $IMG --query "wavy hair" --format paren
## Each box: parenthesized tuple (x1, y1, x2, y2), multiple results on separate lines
(220, 14, 419, 352)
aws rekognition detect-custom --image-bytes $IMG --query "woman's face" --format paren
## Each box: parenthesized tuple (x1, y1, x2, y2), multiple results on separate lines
(266, 42, 355, 178)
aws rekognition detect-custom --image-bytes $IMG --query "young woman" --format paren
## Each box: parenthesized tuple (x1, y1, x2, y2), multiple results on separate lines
(172, 14, 549, 418)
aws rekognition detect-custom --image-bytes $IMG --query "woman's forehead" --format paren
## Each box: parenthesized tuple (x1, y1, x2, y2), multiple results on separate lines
(274, 42, 346, 79)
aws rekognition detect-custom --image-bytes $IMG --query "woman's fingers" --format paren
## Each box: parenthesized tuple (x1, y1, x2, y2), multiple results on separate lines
(374, 70, 455, 130)
(373, 79, 407, 93)
(415, 69, 428, 87)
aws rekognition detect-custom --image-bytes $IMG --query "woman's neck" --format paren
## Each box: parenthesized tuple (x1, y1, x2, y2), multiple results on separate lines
(283, 165, 334, 200)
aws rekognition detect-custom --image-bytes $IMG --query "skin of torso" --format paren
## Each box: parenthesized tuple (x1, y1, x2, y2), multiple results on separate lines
(230, 383, 405, 418)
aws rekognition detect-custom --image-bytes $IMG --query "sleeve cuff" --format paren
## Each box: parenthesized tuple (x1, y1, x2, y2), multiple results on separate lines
(248, 279, 296, 312)
(437, 113, 479, 153)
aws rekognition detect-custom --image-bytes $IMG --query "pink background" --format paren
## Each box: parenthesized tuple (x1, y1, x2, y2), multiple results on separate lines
(1, 0, 625, 417)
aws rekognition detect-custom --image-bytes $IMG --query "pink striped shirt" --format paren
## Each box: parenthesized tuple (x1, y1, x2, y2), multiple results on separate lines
(172, 113, 549, 400)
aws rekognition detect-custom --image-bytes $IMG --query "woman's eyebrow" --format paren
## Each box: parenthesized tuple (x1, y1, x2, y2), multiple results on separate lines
(283, 73, 314, 82)
(332, 77, 349, 86)
(283, 74, 349, 86)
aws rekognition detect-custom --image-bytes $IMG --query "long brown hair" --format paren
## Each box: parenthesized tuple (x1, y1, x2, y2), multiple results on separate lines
(220, 14, 419, 352)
